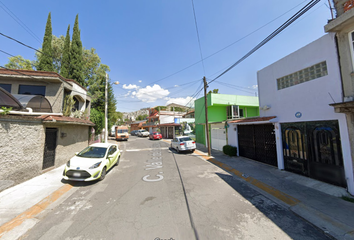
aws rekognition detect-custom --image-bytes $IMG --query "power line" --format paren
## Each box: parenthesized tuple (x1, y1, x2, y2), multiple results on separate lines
(191, 0, 205, 75)
(0, 1, 42, 43)
(208, 0, 321, 85)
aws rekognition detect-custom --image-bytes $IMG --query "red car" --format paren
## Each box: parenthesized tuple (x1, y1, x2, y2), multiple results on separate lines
(149, 132, 162, 140)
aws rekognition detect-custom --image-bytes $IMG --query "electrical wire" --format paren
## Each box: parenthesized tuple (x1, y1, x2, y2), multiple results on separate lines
(208, 0, 321, 84)
(191, 0, 205, 75)
(0, 1, 42, 43)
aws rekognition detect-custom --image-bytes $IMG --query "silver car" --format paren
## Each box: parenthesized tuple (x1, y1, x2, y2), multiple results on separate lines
(171, 136, 196, 153)
(137, 129, 149, 137)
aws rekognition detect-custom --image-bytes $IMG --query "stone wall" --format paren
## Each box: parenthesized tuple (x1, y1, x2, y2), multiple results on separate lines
(0, 116, 45, 188)
(0, 115, 90, 190)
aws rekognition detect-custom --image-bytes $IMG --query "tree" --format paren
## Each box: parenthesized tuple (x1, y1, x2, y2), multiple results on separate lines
(37, 12, 54, 72)
(60, 25, 71, 78)
(208, 89, 219, 94)
(34, 35, 65, 73)
(4, 56, 33, 70)
(69, 14, 84, 86)
(90, 108, 104, 134)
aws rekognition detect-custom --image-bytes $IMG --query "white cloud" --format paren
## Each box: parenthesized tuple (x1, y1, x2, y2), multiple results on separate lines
(123, 84, 138, 90)
(135, 84, 170, 103)
(251, 85, 258, 89)
(138, 80, 142, 83)
(174, 85, 179, 87)
(165, 96, 195, 107)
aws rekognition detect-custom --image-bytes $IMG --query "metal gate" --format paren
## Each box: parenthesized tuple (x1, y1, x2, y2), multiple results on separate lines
(43, 128, 57, 170)
(211, 124, 227, 151)
(238, 124, 277, 167)
(282, 120, 346, 187)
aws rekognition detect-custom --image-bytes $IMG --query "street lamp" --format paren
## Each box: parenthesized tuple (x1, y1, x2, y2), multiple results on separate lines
(105, 73, 119, 143)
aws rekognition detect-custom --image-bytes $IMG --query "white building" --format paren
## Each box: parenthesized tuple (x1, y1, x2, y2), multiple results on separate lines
(228, 33, 354, 194)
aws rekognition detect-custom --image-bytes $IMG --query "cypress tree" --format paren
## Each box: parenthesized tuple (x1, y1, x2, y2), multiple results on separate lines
(69, 14, 84, 86)
(60, 25, 71, 78)
(38, 12, 54, 72)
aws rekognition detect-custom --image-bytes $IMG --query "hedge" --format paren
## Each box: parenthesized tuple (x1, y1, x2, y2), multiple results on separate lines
(223, 145, 237, 156)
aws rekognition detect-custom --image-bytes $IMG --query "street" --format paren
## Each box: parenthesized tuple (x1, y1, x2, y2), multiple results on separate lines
(21, 136, 331, 240)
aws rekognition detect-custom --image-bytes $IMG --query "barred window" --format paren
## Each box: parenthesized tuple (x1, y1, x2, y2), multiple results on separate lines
(277, 61, 328, 90)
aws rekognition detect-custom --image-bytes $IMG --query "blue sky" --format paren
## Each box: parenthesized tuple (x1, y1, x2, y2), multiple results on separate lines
(0, 0, 333, 112)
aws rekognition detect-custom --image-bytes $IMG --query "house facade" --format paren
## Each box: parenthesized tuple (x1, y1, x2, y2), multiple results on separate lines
(234, 33, 353, 194)
(325, 0, 354, 191)
(0, 69, 94, 189)
(195, 93, 259, 151)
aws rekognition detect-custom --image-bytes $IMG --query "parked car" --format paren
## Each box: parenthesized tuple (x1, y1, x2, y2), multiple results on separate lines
(171, 136, 196, 153)
(149, 131, 162, 140)
(137, 129, 150, 137)
(130, 130, 139, 136)
(63, 143, 120, 181)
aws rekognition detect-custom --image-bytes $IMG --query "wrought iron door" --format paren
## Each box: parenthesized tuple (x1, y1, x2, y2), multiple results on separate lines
(238, 124, 277, 167)
(43, 128, 57, 170)
(282, 121, 346, 187)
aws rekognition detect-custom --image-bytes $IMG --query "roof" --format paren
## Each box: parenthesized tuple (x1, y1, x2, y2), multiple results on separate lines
(228, 116, 276, 124)
(0, 68, 87, 92)
(36, 115, 95, 126)
(158, 123, 181, 127)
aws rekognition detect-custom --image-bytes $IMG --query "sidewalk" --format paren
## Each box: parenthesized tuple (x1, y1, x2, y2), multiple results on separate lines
(194, 143, 354, 240)
(1, 140, 354, 239)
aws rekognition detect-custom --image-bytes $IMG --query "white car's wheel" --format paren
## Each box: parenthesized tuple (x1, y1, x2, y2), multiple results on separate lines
(99, 167, 107, 181)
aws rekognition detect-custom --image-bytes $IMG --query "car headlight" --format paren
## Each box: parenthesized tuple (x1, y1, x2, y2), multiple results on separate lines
(89, 161, 102, 169)
(66, 160, 70, 167)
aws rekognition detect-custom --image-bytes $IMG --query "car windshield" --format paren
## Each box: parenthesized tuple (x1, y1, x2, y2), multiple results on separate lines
(153, 132, 159, 135)
(142, 130, 148, 132)
(179, 137, 192, 142)
(77, 146, 107, 158)
(118, 129, 128, 133)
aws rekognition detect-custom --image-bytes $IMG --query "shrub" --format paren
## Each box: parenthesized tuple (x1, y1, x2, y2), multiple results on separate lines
(223, 145, 237, 156)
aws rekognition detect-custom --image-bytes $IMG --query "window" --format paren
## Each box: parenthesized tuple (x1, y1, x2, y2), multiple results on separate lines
(0, 84, 11, 93)
(227, 105, 241, 119)
(277, 61, 328, 90)
(19, 85, 46, 96)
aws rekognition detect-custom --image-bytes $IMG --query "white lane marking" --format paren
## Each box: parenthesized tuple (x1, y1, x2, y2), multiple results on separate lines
(125, 147, 169, 152)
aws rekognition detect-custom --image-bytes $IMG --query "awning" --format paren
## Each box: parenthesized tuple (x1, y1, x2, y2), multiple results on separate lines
(0, 87, 24, 110)
(12, 94, 52, 113)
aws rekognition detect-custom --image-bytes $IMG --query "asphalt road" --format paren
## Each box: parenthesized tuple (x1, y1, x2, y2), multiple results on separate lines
(21, 135, 331, 240)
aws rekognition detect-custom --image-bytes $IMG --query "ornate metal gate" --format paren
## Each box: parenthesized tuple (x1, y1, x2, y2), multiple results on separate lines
(42, 128, 57, 170)
(282, 121, 346, 187)
(238, 124, 277, 167)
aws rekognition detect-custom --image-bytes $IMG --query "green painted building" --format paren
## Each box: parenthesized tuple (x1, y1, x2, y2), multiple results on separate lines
(195, 93, 259, 149)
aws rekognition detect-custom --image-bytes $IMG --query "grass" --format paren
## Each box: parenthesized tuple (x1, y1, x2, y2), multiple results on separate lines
(341, 196, 354, 203)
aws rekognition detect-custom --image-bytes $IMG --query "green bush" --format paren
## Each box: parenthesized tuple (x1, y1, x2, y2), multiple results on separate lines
(223, 145, 237, 156)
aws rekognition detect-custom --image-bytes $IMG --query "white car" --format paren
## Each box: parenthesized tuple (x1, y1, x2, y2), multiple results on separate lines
(63, 143, 121, 181)
(137, 129, 149, 137)
(171, 136, 196, 153)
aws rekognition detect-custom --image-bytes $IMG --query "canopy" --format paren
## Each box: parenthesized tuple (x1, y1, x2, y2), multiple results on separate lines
(0, 87, 24, 110)
(12, 94, 52, 113)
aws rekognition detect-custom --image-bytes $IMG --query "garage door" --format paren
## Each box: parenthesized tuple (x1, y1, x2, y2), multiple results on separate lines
(238, 124, 277, 167)
(211, 124, 227, 151)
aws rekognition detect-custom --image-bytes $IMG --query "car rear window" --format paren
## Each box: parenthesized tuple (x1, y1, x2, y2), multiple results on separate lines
(179, 137, 192, 142)
(78, 147, 107, 158)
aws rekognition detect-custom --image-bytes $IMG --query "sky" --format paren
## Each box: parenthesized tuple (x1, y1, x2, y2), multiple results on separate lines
(0, 0, 333, 113)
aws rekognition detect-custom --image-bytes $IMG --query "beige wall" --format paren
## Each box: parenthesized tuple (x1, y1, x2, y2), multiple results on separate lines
(0, 116, 90, 188)
(0, 116, 45, 186)
(54, 124, 89, 166)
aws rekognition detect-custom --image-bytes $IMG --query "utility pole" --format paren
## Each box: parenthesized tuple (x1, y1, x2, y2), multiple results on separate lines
(203, 76, 211, 156)
(104, 73, 108, 143)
